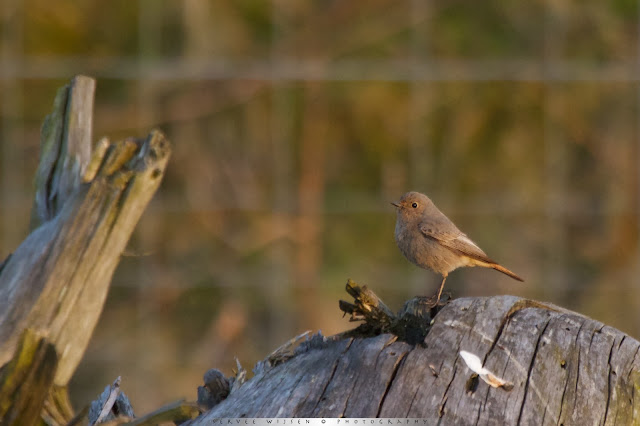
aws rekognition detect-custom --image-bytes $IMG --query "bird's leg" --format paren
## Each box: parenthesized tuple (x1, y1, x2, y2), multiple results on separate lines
(435, 275, 447, 305)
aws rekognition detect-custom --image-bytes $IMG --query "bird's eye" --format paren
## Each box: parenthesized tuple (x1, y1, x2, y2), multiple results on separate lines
(412, 202, 418, 208)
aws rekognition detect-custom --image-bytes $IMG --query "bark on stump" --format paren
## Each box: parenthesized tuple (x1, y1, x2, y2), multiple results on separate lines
(190, 282, 640, 425)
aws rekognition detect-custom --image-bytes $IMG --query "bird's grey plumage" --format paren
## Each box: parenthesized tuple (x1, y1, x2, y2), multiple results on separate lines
(392, 191, 523, 303)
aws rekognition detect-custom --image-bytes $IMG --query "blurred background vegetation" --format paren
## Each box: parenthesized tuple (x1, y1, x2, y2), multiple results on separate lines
(1, 0, 639, 414)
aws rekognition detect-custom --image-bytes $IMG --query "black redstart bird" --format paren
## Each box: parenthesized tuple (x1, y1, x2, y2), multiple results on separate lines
(392, 191, 523, 304)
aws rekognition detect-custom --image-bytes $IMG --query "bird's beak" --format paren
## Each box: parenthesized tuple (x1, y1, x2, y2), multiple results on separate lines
(390, 202, 400, 208)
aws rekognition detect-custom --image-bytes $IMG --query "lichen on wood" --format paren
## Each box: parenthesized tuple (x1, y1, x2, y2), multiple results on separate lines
(0, 329, 58, 426)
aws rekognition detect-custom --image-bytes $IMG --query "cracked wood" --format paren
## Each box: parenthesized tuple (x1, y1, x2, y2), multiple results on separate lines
(0, 75, 171, 387)
(188, 295, 640, 424)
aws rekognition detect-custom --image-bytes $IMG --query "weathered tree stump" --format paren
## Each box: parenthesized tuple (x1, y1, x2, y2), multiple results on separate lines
(0, 75, 171, 425)
(188, 281, 640, 424)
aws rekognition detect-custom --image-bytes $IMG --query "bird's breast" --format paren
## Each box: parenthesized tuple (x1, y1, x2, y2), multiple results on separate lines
(395, 224, 467, 275)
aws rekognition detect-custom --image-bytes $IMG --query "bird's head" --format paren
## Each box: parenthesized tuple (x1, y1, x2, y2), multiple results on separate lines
(391, 191, 434, 221)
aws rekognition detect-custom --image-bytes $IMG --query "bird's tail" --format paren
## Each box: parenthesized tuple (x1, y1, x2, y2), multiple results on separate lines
(491, 263, 524, 282)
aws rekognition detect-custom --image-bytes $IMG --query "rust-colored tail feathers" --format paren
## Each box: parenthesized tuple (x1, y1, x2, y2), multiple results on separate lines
(491, 263, 524, 282)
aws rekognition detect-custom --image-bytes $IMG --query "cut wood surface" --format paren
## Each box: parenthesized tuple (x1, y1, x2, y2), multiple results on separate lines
(0, 75, 171, 389)
(189, 286, 640, 424)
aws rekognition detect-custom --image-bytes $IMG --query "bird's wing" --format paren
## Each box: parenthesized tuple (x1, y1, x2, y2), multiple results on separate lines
(419, 219, 496, 265)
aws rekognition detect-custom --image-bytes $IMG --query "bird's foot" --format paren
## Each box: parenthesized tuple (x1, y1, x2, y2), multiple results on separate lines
(432, 291, 452, 307)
